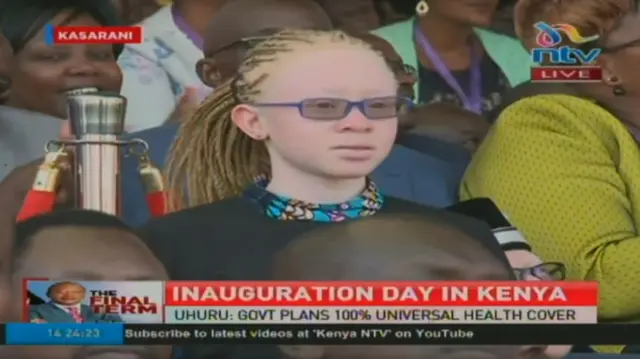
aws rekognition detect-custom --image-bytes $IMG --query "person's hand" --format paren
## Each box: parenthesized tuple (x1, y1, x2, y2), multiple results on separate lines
(164, 87, 202, 124)
(509, 252, 572, 358)
(0, 121, 75, 221)
(505, 250, 542, 274)
(400, 103, 490, 152)
(30, 318, 46, 323)
(0, 154, 74, 219)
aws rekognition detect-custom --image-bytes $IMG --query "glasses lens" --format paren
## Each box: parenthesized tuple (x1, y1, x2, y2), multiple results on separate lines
(301, 98, 349, 119)
(531, 262, 565, 280)
(364, 97, 405, 119)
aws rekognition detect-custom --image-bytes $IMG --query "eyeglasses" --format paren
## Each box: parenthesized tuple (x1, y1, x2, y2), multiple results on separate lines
(387, 59, 417, 78)
(513, 262, 566, 281)
(251, 96, 414, 120)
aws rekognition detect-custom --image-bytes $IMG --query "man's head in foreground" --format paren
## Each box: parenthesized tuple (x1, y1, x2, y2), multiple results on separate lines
(273, 214, 546, 359)
(9, 210, 170, 359)
(196, 0, 333, 87)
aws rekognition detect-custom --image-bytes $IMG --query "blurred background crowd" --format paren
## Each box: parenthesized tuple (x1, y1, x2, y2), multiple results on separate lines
(1, 0, 640, 358)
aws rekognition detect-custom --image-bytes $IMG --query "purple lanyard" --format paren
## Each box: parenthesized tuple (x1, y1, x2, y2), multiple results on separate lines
(414, 27, 483, 114)
(627, 125, 640, 142)
(171, 5, 203, 50)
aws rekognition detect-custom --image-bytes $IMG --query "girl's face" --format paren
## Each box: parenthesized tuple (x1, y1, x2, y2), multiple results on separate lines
(427, 0, 500, 27)
(598, 10, 640, 97)
(235, 42, 399, 181)
(6, 11, 122, 118)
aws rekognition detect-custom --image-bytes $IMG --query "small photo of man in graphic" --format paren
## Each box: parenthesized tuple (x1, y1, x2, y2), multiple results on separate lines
(29, 281, 121, 323)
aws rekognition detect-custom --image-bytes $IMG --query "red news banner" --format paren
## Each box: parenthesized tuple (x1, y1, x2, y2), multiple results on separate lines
(44, 25, 143, 45)
(25, 280, 632, 345)
(164, 281, 597, 324)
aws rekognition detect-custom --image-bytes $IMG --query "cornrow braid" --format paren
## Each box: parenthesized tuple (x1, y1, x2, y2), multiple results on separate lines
(165, 29, 376, 211)
(164, 79, 250, 210)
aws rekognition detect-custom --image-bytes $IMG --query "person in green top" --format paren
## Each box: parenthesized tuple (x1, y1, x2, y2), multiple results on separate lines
(372, 0, 531, 119)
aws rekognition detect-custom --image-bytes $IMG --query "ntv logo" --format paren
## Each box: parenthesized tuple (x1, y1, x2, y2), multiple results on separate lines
(530, 22, 602, 82)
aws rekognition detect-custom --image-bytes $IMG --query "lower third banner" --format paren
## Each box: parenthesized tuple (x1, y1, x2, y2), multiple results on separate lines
(123, 324, 640, 345)
(5, 323, 640, 345)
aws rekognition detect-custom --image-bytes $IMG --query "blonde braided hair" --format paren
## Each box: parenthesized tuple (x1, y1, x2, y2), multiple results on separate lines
(165, 29, 378, 211)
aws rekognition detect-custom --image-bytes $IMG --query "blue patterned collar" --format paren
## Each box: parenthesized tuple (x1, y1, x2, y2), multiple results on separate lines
(243, 178, 384, 222)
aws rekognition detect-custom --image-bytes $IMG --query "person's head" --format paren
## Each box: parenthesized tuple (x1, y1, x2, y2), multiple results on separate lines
(11, 210, 167, 314)
(196, 0, 332, 88)
(109, 0, 160, 24)
(46, 281, 85, 305)
(0, 0, 123, 118)
(0, 32, 11, 102)
(168, 29, 404, 209)
(515, 0, 640, 98)
(9, 210, 170, 359)
(373, 0, 412, 26)
(388, 0, 499, 27)
(274, 214, 544, 359)
(274, 213, 513, 281)
(490, 0, 517, 36)
(316, 0, 380, 32)
(349, 32, 416, 100)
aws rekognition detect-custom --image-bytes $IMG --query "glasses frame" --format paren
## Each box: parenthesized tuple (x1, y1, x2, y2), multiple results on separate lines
(251, 96, 414, 120)
(513, 261, 566, 281)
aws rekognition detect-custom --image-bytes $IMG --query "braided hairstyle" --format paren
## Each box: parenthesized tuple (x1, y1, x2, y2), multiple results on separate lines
(165, 29, 379, 211)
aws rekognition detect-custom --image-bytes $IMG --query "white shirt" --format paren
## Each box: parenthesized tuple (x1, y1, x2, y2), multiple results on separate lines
(118, 6, 210, 131)
(53, 302, 82, 314)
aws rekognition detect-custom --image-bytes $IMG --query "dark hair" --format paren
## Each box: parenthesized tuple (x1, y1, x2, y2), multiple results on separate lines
(497, 0, 517, 10)
(45, 281, 85, 297)
(376, 0, 417, 17)
(273, 213, 512, 281)
(0, 0, 124, 56)
(375, 0, 514, 18)
(13, 210, 133, 271)
(28, 290, 46, 304)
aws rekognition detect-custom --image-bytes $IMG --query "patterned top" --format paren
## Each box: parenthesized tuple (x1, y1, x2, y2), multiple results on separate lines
(244, 178, 384, 222)
(418, 55, 510, 118)
(460, 94, 640, 354)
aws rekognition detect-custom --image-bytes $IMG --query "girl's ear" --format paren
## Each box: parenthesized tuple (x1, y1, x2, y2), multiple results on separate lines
(230, 104, 269, 140)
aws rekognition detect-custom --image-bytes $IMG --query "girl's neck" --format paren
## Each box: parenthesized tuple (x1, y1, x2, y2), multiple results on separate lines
(173, 0, 225, 37)
(266, 170, 367, 204)
(417, 13, 475, 53)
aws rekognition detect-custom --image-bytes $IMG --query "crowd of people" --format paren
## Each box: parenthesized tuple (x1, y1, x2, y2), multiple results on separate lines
(0, 0, 638, 357)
